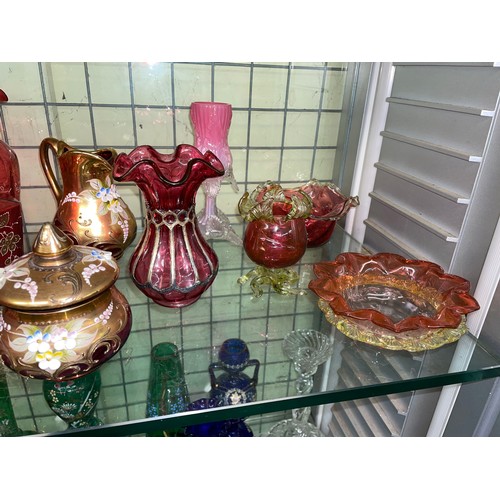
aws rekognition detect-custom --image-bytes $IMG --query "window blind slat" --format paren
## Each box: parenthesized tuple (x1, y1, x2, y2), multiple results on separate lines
(394, 62, 499, 67)
(385, 104, 491, 157)
(369, 191, 459, 242)
(375, 162, 470, 203)
(363, 218, 426, 260)
(386, 97, 494, 117)
(381, 131, 482, 162)
(391, 65, 500, 110)
(379, 139, 479, 197)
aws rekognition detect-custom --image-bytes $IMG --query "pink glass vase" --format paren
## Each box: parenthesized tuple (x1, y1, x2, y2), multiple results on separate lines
(0, 89, 24, 266)
(190, 102, 241, 246)
(113, 144, 224, 308)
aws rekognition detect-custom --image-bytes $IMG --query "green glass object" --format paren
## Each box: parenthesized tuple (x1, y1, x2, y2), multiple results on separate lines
(146, 342, 190, 421)
(42, 370, 102, 429)
(0, 367, 26, 436)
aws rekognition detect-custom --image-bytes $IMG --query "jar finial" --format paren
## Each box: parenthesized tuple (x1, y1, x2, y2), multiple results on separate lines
(32, 222, 73, 257)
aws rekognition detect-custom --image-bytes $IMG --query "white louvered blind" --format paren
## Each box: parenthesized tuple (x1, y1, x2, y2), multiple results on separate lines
(362, 63, 500, 283)
(327, 62, 500, 437)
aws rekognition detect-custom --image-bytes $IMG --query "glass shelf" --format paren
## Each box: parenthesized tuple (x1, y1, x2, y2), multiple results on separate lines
(1, 225, 499, 437)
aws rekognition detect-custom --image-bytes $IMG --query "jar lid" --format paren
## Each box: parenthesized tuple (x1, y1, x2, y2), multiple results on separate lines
(0, 223, 119, 310)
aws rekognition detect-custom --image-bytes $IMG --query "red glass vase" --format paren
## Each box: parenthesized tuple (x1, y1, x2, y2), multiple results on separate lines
(0, 90, 20, 202)
(238, 182, 312, 296)
(113, 144, 224, 308)
(0, 89, 24, 266)
(0, 139, 20, 202)
(244, 217, 309, 269)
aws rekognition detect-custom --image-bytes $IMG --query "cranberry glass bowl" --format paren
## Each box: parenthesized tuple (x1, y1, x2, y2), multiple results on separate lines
(309, 252, 480, 352)
(292, 179, 359, 248)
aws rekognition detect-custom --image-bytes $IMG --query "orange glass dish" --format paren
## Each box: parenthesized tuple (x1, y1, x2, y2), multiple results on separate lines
(309, 252, 480, 351)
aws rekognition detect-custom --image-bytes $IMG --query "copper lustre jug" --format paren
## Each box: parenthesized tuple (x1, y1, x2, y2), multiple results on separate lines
(39, 138, 137, 259)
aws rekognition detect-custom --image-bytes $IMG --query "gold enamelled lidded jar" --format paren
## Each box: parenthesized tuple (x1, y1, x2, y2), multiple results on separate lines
(0, 222, 132, 381)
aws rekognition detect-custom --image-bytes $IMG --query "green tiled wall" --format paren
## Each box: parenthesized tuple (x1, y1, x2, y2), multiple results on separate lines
(0, 61, 349, 239)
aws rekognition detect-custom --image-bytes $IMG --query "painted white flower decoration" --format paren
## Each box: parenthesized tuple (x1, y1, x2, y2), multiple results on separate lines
(81, 249, 117, 286)
(0, 262, 38, 302)
(61, 176, 131, 243)
(7, 301, 114, 374)
(52, 328, 77, 351)
(26, 330, 51, 353)
(36, 350, 63, 372)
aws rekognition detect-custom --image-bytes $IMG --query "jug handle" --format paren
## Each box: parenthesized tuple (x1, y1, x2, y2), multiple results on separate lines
(208, 360, 260, 389)
(247, 359, 260, 386)
(39, 137, 69, 202)
(208, 362, 220, 389)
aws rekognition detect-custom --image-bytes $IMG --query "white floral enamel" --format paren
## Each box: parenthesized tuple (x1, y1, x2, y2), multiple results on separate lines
(62, 176, 131, 243)
(0, 300, 115, 374)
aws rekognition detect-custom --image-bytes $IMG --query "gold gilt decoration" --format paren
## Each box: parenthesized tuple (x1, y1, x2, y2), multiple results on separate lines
(238, 181, 312, 222)
(39, 137, 137, 260)
(318, 298, 468, 352)
(237, 265, 308, 298)
(0, 224, 118, 310)
(0, 223, 131, 381)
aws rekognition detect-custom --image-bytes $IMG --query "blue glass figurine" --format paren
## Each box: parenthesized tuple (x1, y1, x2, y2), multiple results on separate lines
(209, 338, 260, 406)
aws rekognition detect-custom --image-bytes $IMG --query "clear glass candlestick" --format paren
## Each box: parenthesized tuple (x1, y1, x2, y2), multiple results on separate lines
(268, 329, 333, 437)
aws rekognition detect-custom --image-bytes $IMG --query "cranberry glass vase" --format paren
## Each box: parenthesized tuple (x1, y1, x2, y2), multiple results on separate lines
(0, 89, 24, 267)
(238, 182, 312, 297)
(0, 90, 20, 202)
(113, 144, 224, 308)
(190, 102, 241, 246)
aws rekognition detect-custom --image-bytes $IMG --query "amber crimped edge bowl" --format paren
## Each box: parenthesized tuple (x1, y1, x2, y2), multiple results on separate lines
(317, 299, 468, 352)
(309, 252, 480, 352)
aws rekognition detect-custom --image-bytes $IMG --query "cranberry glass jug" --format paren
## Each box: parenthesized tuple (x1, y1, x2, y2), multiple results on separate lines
(113, 144, 224, 308)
